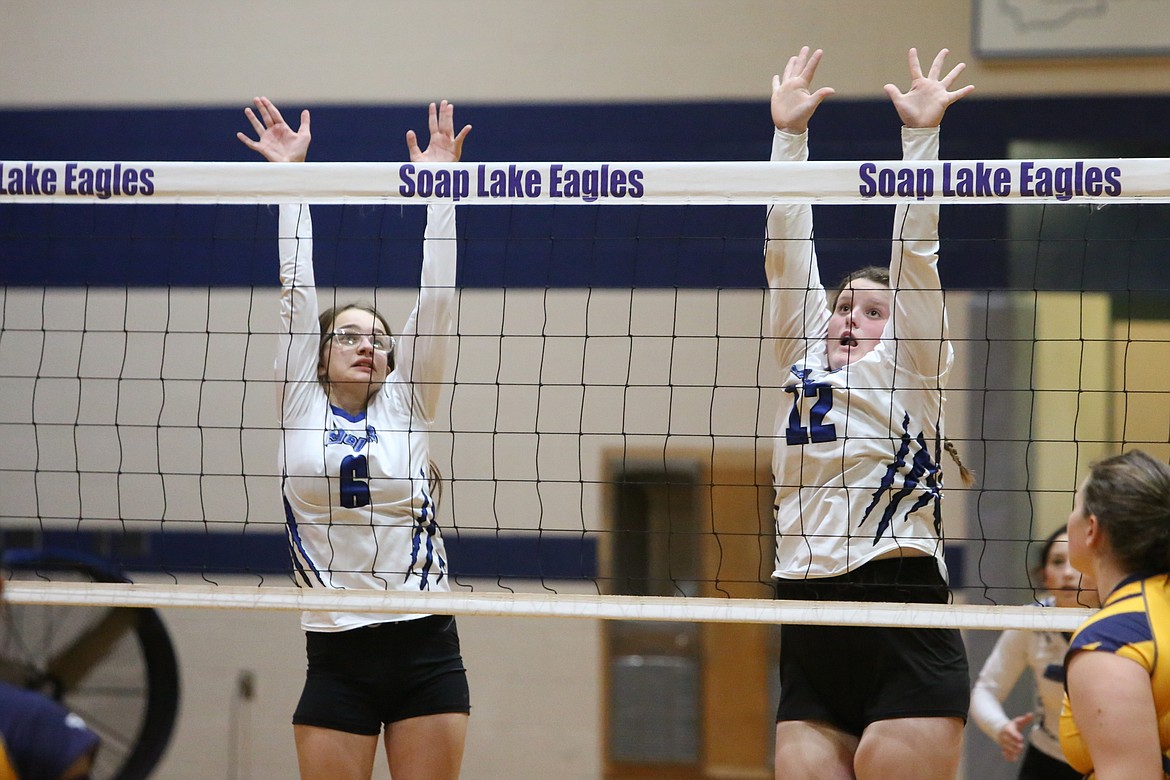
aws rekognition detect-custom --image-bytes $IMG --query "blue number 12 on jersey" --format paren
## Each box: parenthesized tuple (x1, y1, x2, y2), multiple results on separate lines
(784, 380, 838, 445)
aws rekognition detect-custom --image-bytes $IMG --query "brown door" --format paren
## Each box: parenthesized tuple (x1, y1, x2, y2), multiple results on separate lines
(602, 448, 775, 780)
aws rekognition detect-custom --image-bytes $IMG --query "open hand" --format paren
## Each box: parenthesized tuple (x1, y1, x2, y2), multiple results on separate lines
(884, 48, 974, 129)
(997, 713, 1033, 762)
(406, 100, 471, 163)
(771, 46, 835, 135)
(237, 96, 311, 163)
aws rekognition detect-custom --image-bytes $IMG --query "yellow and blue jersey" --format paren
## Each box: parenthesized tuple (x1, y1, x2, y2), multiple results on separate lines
(0, 737, 17, 780)
(1059, 571, 1170, 778)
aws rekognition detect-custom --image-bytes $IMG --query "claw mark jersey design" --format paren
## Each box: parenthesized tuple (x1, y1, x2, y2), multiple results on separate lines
(277, 203, 457, 632)
(767, 127, 953, 580)
(1059, 572, 1170, 779)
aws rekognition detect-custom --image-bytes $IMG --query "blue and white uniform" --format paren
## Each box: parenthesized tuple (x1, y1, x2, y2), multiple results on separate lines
(277, 203, 457, 632)
(768, 125, 969, 734)
(767, 126, 952, 581)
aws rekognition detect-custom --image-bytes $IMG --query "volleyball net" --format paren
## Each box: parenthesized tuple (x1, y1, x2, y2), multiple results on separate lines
(4, 157, 1170, 630)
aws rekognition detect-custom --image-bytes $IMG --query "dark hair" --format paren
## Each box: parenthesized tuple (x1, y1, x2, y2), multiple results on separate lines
(830, 265, 890, 309)
(1033, 524, 1068, 575)
(1082, 449, 1170, 573)
(317, 303, 396, 383)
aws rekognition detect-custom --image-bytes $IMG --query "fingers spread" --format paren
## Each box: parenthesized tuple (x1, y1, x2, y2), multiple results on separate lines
(255, 97, 275, 128)
(941, 61, 967, 87)
(260, 97, 285, 128)
(236, 131, 259, 151)
(438, 100, 454, 136)
(928, 47, 950, 80)
(906, 47, 923, 80)
(801, 48, 824, 81)
(454, 124, 472, 150)
(244, 106, 264, 135)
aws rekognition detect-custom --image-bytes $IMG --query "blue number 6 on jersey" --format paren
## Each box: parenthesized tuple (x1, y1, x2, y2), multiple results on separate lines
(339, 454, 372, 508)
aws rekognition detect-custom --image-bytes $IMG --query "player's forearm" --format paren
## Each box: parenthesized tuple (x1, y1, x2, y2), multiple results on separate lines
(764, 129, 815, 289)
(889, 128, 949, 375)
(765, 128, 826, 358)
(276, 203, 322, 406)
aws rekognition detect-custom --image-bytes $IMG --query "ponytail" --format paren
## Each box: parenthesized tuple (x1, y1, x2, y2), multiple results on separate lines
(944, 439, 976, 488)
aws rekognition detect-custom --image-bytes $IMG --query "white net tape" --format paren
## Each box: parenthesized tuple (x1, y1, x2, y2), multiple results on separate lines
(2, 582, 1093, 630)
(0, 158, 1166, 205)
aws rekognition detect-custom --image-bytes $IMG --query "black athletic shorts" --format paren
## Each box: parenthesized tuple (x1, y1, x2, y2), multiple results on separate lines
(774, 556, 970, 736)
(293, 615, 470, 735)
(1018, 744, 1082, 780)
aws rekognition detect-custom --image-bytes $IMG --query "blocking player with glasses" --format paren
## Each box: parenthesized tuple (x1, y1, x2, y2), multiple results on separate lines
(238, 97, 471, 780)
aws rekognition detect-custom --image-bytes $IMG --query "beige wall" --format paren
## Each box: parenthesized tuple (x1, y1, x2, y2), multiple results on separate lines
(3, 0, 1170, 108)
(3, 3, 1165, 779)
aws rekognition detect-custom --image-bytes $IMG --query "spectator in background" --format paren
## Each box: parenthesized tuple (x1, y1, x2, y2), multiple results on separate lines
(0, 576, 102, 780)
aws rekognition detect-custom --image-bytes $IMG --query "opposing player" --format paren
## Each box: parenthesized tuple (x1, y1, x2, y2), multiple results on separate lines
(1059, 449, 1170, 780)
(971, 527, 1096, 780)
(766, 47, 974, 780)
(238, 97, 471, 780)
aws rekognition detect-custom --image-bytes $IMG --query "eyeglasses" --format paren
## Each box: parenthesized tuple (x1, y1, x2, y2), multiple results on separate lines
(332, 329, 395, 352)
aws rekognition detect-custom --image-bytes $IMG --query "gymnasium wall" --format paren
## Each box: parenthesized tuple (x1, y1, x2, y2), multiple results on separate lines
(4, 3, 1170, 779)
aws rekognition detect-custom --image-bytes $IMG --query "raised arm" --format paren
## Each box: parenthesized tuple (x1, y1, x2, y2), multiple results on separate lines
(885, 48, 972, 381)
(765, 47, 835, 369)
(393, 101, 471, 420)
(237, 97, 319, 419)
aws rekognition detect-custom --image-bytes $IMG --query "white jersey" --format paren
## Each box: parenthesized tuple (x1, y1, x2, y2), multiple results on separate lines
(277, 203, 457, 632)
(767, 126, 953, 580)
(970, 597, 1072, 763)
